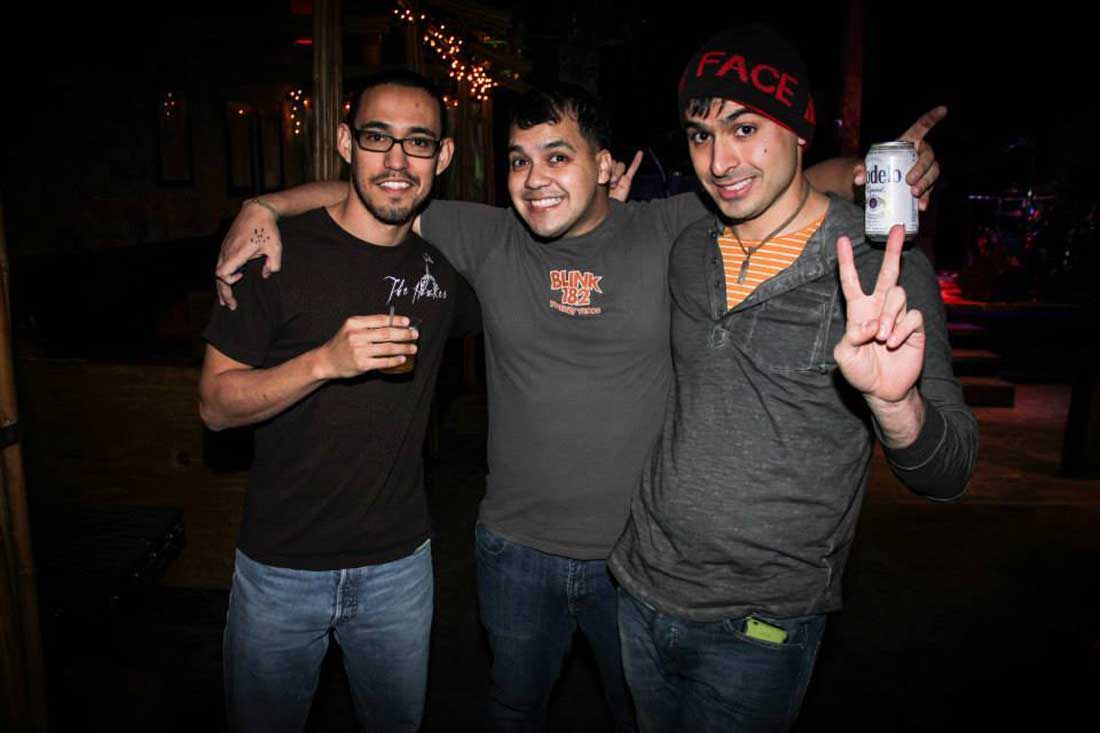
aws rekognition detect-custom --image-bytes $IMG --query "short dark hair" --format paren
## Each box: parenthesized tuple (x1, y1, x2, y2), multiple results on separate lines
(684, 97, 722, 120)
(345, 68, 448, 138)
(510, 83, 612, 153)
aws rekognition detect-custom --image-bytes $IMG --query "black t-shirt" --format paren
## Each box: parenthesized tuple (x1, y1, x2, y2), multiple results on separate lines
(204, 208, 476, 570)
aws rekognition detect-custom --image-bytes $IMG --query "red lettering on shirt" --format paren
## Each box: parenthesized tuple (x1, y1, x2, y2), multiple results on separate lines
(548, 268, 604, 316)
(581, 272, 603, 293)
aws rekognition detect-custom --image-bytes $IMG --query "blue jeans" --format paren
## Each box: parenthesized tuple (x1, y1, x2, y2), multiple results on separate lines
(223, 543, 433, 733)
(475, 524, 636, 732)
(618, 588, 826, 733)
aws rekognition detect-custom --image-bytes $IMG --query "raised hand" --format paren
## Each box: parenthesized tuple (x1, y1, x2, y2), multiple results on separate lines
(853, 106, 947, 211)
(833, 224, 925, 405)
(215, 201, 284, 310)
(609, 150, 643, 203)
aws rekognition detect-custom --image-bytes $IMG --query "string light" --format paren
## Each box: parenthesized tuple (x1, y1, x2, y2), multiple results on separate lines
(287, 88, 309, 136)
(392, 2, 503, 105)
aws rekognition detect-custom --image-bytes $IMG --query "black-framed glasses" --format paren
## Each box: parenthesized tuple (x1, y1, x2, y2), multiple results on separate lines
(352, 129, 441, 158)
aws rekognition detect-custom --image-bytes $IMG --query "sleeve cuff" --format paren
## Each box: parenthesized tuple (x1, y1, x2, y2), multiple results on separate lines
(877, 398, 948, 471)
(202, 330, 266, 369)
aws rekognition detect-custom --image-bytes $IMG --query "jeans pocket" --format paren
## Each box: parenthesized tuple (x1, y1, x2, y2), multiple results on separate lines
(474, 523, 509, 557)
(725, 614, 809, 651)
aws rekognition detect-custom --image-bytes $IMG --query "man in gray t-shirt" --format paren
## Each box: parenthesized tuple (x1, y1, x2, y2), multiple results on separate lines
(214, 84, 938, 729)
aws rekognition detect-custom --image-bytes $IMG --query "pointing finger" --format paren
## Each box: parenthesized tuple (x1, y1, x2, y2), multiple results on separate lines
(899, 105, 947, 145)
(905, 140, 935, 185)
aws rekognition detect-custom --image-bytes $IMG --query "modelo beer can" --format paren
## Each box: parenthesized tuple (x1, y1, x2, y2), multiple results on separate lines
(865, 141, 919, 241)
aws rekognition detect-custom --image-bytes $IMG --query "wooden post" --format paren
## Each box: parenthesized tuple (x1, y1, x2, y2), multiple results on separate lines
(839, 0, 865, 156)
(0, 200, 47, 731)
(0, 498, 29, 728)
(403, 2, 425, 75)
(1061, 303, 1100, 478)
(312, 0, 344, 181)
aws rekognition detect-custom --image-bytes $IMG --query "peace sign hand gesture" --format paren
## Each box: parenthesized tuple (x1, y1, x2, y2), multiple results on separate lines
(833, 224, 925, 406)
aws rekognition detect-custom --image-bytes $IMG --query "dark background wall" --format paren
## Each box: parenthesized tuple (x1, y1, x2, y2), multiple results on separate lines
(1, 0, 1095, 361)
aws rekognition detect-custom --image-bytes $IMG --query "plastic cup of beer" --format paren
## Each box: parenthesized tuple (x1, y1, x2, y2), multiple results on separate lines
(380, 315, 421, 375)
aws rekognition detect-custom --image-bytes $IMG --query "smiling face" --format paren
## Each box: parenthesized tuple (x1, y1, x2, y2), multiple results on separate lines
(683, 98, 804, 236)
(506, 114, 612, 240)
(338, 83, 453, 227)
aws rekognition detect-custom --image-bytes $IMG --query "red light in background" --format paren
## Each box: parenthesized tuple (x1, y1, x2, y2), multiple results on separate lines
(294, 38, 313, 46)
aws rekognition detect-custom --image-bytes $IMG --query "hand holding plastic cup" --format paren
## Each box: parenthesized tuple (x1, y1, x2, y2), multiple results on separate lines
(380, 306, 422, 375)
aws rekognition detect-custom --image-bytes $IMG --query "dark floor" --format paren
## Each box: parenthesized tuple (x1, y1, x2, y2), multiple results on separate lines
(34, 384, 1100, 732)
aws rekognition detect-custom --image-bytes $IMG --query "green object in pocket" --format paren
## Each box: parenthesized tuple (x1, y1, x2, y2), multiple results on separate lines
(744, 617, 788, 644)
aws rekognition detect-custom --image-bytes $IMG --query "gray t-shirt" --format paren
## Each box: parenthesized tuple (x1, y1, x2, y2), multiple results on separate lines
(422, 194, 706, 558)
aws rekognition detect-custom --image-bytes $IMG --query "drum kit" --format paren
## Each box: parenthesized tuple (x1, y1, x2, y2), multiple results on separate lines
(962, 185, 1096, 302)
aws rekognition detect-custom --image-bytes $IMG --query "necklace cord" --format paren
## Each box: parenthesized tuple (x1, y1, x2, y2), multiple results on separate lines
(732, 178, 813, 285)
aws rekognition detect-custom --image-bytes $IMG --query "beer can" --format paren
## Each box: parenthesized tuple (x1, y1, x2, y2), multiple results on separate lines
(864, 141, 919, 241)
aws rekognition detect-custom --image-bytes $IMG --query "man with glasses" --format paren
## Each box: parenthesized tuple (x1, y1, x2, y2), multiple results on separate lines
(198, 69, 476, 733)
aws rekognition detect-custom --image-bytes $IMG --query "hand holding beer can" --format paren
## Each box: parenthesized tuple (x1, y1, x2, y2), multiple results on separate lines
(865, 141, 919, 242)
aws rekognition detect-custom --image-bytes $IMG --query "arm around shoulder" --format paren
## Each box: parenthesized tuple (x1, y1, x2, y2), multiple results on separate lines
(806, 157, 860, 201)
(252, 181, 346, 218)
(418, 200, 510, 279)
(217, 182, 346, 308)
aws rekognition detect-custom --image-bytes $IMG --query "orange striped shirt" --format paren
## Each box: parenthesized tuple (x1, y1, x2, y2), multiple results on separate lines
(717, 215, 825, 310)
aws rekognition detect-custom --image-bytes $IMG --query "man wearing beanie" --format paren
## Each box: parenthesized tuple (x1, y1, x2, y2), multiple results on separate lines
(608, 25, 977, 732)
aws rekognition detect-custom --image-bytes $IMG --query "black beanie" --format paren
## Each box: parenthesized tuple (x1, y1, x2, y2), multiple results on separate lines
(678, 24, 816, 145)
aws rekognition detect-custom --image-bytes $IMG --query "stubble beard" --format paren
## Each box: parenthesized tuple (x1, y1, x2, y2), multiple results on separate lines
(350, 158, 425, 226)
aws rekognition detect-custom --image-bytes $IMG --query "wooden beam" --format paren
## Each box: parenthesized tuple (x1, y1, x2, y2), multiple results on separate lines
(312, 0, 344, 181)
(840, 0, 865, 156)
(0, 199, 47, 731)
(0, 499, 28, 729)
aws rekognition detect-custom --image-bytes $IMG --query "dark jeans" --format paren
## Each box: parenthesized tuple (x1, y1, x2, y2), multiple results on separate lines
(618, 588, 826, 733)
(223, 543, 433, 733)
(475, 523, 636, 732)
